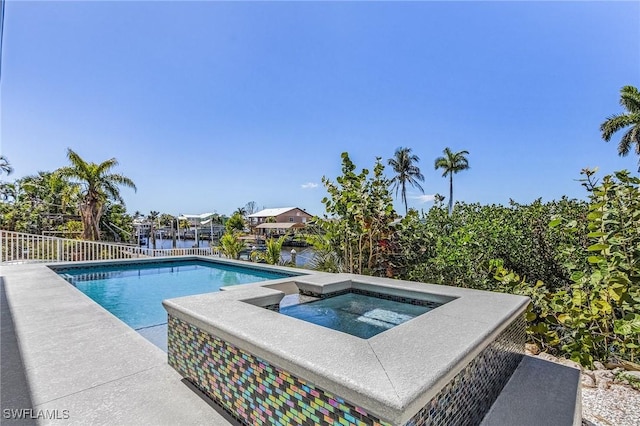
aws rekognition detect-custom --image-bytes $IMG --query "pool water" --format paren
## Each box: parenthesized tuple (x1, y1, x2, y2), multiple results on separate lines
(280, 292, 441, 339)
(57, 260, 293, 350)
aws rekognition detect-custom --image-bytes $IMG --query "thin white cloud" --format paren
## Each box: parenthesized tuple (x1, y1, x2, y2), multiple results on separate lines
(301, 182, 319, 189)
(410, 194, 436, 203)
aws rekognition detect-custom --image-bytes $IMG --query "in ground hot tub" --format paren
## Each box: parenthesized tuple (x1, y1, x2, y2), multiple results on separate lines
(279, 288, 449, 339)
(163, 273, 529, 426)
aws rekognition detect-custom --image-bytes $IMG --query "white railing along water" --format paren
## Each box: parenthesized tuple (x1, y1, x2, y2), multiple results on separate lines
(0, 230, 218, 263)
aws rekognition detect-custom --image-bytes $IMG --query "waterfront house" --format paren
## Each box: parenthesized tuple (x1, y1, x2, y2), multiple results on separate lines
(247, 207, 312, 236)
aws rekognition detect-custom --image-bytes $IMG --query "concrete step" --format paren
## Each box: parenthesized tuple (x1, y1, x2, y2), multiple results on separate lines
(481, 355, 581, 426)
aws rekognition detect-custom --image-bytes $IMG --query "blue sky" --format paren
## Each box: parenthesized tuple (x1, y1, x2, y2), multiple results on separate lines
(2, 1, 639, 217)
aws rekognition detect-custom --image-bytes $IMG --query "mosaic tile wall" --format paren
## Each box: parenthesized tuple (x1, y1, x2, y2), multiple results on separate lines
(168, 315, 391, 426)
(406, 315, 526, 425)
(168, 314, 525, 426)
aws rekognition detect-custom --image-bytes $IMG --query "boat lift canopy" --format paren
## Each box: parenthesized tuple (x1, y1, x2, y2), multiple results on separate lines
(178, 213, 215, 222)
(178, 213, 216, 245)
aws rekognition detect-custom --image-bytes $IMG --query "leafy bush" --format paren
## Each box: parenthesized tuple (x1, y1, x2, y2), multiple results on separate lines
(251, 236, 287, 265)
(218, 232, 245, 260)
(225, 212, 246, 233)
(393, 198, 588, 291)
(494, 171, 640, 366)
(554, 171, 640, 365)
(312, 153, 397, 276)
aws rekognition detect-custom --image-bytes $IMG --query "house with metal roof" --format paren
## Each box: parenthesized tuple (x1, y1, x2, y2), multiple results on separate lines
(247, 207, 313, 235)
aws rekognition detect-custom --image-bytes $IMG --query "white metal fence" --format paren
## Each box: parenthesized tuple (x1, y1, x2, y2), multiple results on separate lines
(0, 230, 218, 264)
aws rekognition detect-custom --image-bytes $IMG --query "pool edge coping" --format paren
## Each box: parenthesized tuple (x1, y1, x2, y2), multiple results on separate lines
(164, 273, 530, 425)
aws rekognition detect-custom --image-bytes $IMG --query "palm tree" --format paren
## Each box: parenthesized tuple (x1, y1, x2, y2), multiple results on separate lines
(0, 156, 12, 175)
(434, 148, 470, 216)
(219, 231, 245, 259)
(388, 147, 425, 215)
(253, 236, 286, 265)
(226, 212, 246, 233)
(57, 149, 136, 240)
(600, 85, 640, 170)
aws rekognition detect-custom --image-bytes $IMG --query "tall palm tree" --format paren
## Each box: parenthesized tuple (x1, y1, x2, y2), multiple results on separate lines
(600, 85, 640, 170)
(434, 148, 470, 216)
(57, 149, 136, 240)
(388, 147, 425, 215)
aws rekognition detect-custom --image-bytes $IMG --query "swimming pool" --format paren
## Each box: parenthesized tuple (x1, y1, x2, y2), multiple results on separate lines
(55, 259, 296, 350)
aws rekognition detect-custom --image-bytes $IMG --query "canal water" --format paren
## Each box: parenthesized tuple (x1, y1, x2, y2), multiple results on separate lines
(145, 238, 315, 267)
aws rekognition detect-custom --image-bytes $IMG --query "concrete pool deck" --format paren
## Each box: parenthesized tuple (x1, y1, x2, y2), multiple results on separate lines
(1, 259, 581, 425)
(1, 262, 239, 425)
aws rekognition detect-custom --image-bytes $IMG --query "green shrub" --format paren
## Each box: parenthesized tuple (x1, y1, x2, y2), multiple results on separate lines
(218, 232, 244, 260)
(394, 198, 588, 291)
(494, 171, 640, 367)
(252, 236, 286, 265)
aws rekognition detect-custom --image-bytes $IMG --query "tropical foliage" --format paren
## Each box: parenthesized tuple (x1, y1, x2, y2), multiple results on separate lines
(313, 147, 638, 366)
(226, 212, 246, 233)
(0, 155, 12, 176)
(252, 236, 287, 265)
(159, 213, 176, 227)
(494, 170, 640, 365)
(100, 202, 134, 242)
(0, 168, 135, 241)
(557, 171, 640, 364)
(434, 148, 470, 215)
(600, 85, 640, 170)
(0, 171, 81, 235)
(388, 147, 425, 214)
(179, 218, 191, 234)
(392, 198, 588, 291)
(305, 227, 344, 273)
(218, 231, 245, 259)
(0, 156, 12, 201)
(57, 149, 136, 240)
(311, 152, 397, 275)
